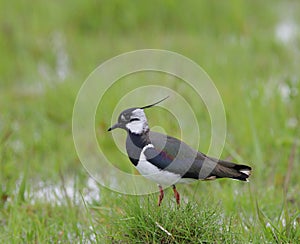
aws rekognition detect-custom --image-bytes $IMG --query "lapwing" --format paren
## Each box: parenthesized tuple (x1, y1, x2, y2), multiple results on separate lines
(108, 97, 252, 206)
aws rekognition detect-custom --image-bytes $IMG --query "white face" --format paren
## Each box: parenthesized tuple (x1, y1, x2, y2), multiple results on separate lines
(125, 109, 149, 134)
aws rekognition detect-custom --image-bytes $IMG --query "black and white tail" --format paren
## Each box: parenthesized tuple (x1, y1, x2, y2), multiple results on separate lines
(208, 160, 252, 181)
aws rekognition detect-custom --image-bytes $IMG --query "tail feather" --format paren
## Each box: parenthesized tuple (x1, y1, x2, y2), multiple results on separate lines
(208, 160, 252, 181)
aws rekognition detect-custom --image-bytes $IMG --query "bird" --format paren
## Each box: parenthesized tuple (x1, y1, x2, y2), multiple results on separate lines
(108, 97, 252, 206)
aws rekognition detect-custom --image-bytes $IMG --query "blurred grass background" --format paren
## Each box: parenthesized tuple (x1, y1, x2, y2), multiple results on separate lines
(1, 0, 300, 242)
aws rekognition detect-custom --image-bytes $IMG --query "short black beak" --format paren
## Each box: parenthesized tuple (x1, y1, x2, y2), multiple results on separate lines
(107, 122, 121, 131)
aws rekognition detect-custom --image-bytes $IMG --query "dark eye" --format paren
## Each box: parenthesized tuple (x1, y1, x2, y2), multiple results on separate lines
(130, 118, 140, 122)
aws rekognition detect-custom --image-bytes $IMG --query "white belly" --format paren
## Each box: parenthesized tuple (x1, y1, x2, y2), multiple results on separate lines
(136, 144, 182, 186)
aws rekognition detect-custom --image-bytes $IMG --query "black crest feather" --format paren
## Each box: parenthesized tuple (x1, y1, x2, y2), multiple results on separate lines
(140, 96, 169, 109)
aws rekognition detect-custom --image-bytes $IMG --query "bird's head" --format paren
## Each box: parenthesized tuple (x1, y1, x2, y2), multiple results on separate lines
(108, 97, 168, 135)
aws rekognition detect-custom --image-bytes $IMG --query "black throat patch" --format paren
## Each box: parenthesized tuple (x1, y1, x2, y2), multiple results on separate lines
(126, 132, 150, 166)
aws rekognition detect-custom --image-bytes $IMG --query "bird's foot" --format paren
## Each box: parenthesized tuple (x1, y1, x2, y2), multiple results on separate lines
(158, 185, 164, 206)
(172, 185, 180, 206)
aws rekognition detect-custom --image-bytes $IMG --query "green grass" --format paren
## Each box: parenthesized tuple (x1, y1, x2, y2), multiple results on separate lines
(1, 0, 300, 243)
(110, 197, 236, 243)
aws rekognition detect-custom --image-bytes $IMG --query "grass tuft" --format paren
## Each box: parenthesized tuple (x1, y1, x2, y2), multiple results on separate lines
(110, 196, 239, 243)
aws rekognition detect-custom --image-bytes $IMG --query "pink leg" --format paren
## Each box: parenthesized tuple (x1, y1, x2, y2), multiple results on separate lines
(158, 185, 164, 206)
(172, 185, 180, 206)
